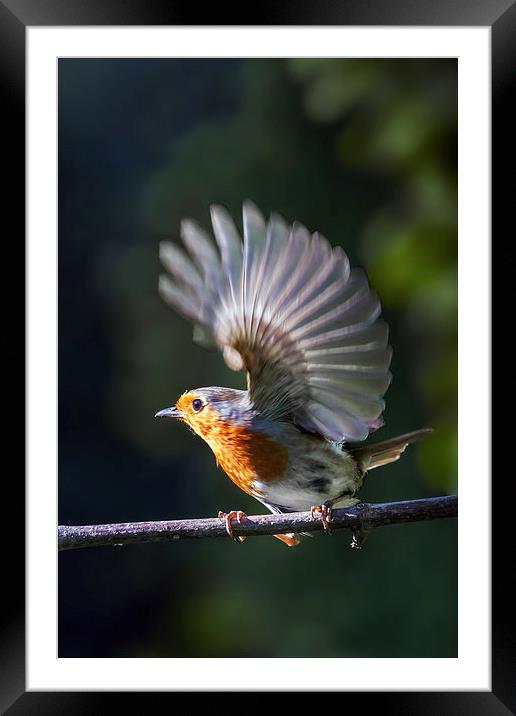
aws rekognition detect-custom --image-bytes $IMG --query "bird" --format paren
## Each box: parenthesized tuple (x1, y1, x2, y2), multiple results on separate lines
(154, 201, 431, 547)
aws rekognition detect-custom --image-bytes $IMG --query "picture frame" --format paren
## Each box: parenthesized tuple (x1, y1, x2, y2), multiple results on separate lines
(4, 0, 508, 710)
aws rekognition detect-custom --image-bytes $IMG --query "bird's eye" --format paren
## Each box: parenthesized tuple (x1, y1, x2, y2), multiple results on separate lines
(191, 398, 204, 413)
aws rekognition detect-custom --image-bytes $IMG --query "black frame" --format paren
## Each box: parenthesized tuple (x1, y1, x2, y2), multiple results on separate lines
(6, 0, 508, 711)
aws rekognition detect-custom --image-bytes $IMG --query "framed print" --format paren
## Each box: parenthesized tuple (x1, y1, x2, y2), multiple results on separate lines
(4, 0, 510, 711)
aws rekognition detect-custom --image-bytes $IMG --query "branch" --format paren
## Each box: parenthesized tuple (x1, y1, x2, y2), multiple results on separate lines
(58, 495, 457, 551)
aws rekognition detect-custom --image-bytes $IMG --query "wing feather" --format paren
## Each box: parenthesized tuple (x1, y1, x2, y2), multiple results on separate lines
(158, 202, 393, 442)
(242, 200, 267, 335)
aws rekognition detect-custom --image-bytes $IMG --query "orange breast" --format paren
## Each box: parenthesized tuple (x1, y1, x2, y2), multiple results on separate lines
(191, 408, 289, 497)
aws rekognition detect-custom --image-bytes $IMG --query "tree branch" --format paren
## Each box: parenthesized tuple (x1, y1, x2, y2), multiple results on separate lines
(58, 495, 457, 551)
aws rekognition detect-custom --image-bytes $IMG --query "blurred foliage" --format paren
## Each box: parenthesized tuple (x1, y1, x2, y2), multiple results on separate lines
(59, 58, 457, 660)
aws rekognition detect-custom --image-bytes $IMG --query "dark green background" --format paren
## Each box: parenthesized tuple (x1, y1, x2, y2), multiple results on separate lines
(58, 58, 457, 658)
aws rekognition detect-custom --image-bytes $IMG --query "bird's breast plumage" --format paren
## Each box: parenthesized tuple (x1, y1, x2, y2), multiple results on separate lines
(189, 405, 289, 497)
(188, 403, 363, 510)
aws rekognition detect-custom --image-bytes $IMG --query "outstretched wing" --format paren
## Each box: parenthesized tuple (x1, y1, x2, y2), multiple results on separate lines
(158, 201, 392, 442)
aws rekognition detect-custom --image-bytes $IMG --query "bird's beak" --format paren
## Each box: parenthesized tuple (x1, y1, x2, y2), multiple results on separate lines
(154, 406, 183, 419)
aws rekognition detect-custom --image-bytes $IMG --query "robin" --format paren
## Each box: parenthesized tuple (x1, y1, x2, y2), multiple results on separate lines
(155, 201, 431, 546)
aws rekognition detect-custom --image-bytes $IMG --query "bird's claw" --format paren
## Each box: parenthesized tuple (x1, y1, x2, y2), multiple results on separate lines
(218, 510, 247, 543)
(350, 502, 372, 549)
(351, 531, 363, 549)
(310, 503, 333, 533)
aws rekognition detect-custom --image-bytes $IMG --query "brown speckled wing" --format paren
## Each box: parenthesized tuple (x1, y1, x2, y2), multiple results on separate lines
(159, 201, 392, 443)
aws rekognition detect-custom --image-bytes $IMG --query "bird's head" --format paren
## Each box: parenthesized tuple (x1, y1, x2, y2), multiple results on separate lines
(154, 387, 251, 440)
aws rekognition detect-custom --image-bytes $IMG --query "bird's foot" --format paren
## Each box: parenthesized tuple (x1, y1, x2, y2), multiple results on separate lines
(310, 502, 333, 533)
(218, 510, 247, 543)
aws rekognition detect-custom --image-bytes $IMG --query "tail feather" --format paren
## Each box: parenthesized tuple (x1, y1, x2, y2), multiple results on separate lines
(350, 428, 433, 471)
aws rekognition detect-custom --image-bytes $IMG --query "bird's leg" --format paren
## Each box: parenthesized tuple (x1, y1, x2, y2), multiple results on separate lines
(310, 502, 333, 533)
(273, 533, 301, 547)
(218, 510, 247, 543)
